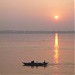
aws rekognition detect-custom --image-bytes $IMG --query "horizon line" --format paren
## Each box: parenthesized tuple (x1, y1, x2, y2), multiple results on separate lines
(0, 30, 74, 34)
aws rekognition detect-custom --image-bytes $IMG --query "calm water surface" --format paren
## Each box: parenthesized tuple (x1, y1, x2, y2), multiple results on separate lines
(0, 33, 74, 75)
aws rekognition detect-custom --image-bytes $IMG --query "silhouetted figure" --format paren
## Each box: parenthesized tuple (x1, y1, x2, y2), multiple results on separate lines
(43, 60, 46, 63)
(31, 60, 34, 63)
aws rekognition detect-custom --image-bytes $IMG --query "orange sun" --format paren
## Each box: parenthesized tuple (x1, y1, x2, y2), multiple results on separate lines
(55, 15, 59, 20)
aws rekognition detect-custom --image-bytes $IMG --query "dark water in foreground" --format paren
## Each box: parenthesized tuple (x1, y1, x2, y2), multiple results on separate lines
(0, 33, 74, 75)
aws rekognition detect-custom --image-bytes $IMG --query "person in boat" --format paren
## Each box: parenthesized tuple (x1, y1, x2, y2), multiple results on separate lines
(43, 60, 46, 63)
(31, 60, 34, 63)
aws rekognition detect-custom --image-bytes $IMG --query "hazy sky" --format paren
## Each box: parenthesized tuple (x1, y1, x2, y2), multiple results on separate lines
(0, 0, 74, 31)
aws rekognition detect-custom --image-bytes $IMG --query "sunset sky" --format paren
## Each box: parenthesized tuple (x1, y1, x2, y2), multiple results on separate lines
(0, 0, 74, 31)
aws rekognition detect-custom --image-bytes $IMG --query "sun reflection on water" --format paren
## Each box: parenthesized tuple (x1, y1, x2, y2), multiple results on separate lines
(54, 33, 59, 64)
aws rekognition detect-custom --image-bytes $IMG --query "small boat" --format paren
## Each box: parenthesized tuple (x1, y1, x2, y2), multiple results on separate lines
(22, 60, 48, 66)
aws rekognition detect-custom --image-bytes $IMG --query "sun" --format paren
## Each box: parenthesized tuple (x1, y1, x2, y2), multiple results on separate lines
(55, 15, 59, 20)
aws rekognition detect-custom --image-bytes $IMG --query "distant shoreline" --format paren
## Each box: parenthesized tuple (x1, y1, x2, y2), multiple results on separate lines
(0, 30, 74, 34)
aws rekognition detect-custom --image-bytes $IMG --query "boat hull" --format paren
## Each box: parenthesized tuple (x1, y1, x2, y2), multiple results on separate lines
(22, 62, 48, 66)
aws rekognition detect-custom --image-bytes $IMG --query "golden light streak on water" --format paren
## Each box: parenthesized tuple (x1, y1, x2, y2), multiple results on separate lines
(54, 33, 59, 64)
(55, 33, 59, 48)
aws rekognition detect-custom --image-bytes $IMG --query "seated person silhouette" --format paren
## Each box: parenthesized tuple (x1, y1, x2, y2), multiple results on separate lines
(43, 60, 46, 63)
(31, 60, 34, 63)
